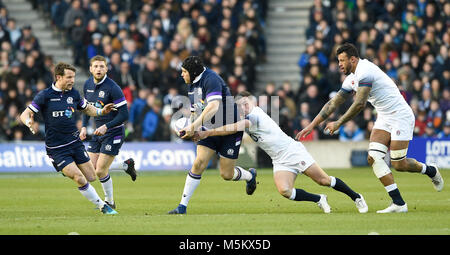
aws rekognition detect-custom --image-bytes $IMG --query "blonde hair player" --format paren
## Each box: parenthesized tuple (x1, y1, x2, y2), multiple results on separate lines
(79, 55, 137, 210)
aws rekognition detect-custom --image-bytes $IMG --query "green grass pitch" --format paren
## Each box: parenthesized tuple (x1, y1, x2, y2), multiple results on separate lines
(0, 168, 449, 235)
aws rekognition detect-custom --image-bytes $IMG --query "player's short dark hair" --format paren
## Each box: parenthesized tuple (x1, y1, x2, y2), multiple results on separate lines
(336, 42, 359, 58)
(54, 62, 76, 79)
(90, 55, 107, 66)
(182, 56, 204, 82)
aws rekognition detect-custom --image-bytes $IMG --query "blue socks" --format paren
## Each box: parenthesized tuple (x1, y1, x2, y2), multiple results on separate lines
(331, 176, 360, 201)
(290, 188, 321, 202)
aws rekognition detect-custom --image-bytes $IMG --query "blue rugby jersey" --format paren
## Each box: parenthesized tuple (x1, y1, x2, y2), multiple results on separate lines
(82, 75, 127, 131)
(188, 68, 240, 129)
(28, 84, 88, 149)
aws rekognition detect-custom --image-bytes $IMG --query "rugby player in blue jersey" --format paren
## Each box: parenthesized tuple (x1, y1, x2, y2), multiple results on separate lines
(79, 55, 136, 210)
(19, 62, 118, 214)
(168, 56, 257, 214)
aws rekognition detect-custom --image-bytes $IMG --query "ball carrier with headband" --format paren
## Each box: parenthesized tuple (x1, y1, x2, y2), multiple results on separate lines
(80, 55, 137, 210)
(168, 56, 257, 215)
(297, 43, 444, 213)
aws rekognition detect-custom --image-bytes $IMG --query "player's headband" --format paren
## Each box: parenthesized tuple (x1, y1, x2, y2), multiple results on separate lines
(182, 56, 204, 83)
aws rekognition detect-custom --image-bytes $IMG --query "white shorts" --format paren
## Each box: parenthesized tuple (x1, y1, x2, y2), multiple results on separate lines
(373, 108, 415, 141)
(272, 142, 315, 175)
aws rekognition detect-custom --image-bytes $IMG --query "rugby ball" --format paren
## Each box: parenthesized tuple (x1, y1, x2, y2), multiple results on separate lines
(171, 117, 191, 137)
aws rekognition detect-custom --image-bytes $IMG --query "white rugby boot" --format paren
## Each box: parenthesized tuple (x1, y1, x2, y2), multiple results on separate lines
(430, 164, 444, 192)
(354, 194, 368, 213)
(317, 194, 331, 213)
(376, 203, 408, 213)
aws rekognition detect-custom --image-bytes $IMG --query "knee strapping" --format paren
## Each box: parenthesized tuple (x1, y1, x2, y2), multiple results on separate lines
(390, 148, 408, 161)
(368, 142, 391, 178)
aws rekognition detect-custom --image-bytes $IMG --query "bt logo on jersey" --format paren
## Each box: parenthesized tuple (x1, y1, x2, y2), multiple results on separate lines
(52, 107, 74, 118)
(52, 111, 65, 117)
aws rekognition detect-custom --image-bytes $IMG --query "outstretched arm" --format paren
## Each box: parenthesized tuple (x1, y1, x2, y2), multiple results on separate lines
(81, 103, 116, 117)
(296, 89, 351, 140)
(182, 100, 220, 139)
(325, 86, 371, 135)
(193, 119, 251, 142)
(336, 86, 370, 127)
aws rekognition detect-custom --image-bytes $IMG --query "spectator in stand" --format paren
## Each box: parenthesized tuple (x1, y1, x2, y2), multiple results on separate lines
(414, 110, 428, 137)
(423, 122, 436, 138)
(161, 39, 189, 72)
(127, 88, 150, 141)
(299, 84, 324, 118)
(437, 121, 450, 139)
(153, 104, 173, 142)
(147, 27, 164, 52)
(339, 120, 365, 142)
(116, 61, 136, 104)
(142, 98, 162, 141)
(5, 18, 21, 46)
(87, 33, 104, 60)
(15, 25, 40, 52)
(297, 118, 317, 142)
(62, 0, 84, 32)
(20, 54, 40, 86)
(2, 60, 21, 92)
(138, 58, 162, 92)
(50, 0, 70, 30)
(259, 82, 276, 115)
(428, 100, 443, 129)
(419, 86, 432, 113)
(68, 16, 85, 66)
(440, 88, 450, 114)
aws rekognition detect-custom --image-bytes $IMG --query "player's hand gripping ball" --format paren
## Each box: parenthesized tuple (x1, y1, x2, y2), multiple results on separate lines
(171, 117, 191, 138)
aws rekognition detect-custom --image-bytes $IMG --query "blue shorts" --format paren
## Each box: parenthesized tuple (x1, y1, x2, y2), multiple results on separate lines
(46, 141, 90, 172)
(197, 131, 243, 159)
(87, 127, 124, 156)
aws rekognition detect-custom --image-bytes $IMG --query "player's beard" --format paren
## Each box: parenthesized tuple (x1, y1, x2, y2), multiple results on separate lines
(94, 73, 106, 83)
(343, 63, 352, 75)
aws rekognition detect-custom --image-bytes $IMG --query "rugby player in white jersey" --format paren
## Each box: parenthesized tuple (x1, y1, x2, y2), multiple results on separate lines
(297, 43, 444, 213)
(194, 91, 368, 214)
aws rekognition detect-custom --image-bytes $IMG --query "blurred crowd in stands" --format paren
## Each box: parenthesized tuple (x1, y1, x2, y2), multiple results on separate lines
(0, 0, 267, 142)
(291, 0, 450, 141)
(0, 0, 448, 144)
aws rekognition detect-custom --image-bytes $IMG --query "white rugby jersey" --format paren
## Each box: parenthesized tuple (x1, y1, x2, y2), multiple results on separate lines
(341, 59, 410, 115)
(245, 106, 297, 162)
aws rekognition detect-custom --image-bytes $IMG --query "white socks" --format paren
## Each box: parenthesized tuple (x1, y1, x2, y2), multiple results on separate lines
(180, 171, 202, 206)
(110, 161, 127, 171)
(421, 163, 427, 174)
(385, 183, 398, 192)
(289, 188, 296, 200)
(179, 166, 252, 207)
(232, 166, 253, 181)
(78, 183, 105, 208)
(99, 174, 114, 204)
(329, 176, 336, 187)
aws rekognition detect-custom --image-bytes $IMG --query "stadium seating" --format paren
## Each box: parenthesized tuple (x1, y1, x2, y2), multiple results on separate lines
(0, 0, 448, 142)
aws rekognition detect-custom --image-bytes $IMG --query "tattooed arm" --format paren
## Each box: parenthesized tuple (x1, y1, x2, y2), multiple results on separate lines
(296, 89, 351, 140)
(324, 86, 371, 135)
(316, 89, 351, 125)
(335, 86, 370, 127)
